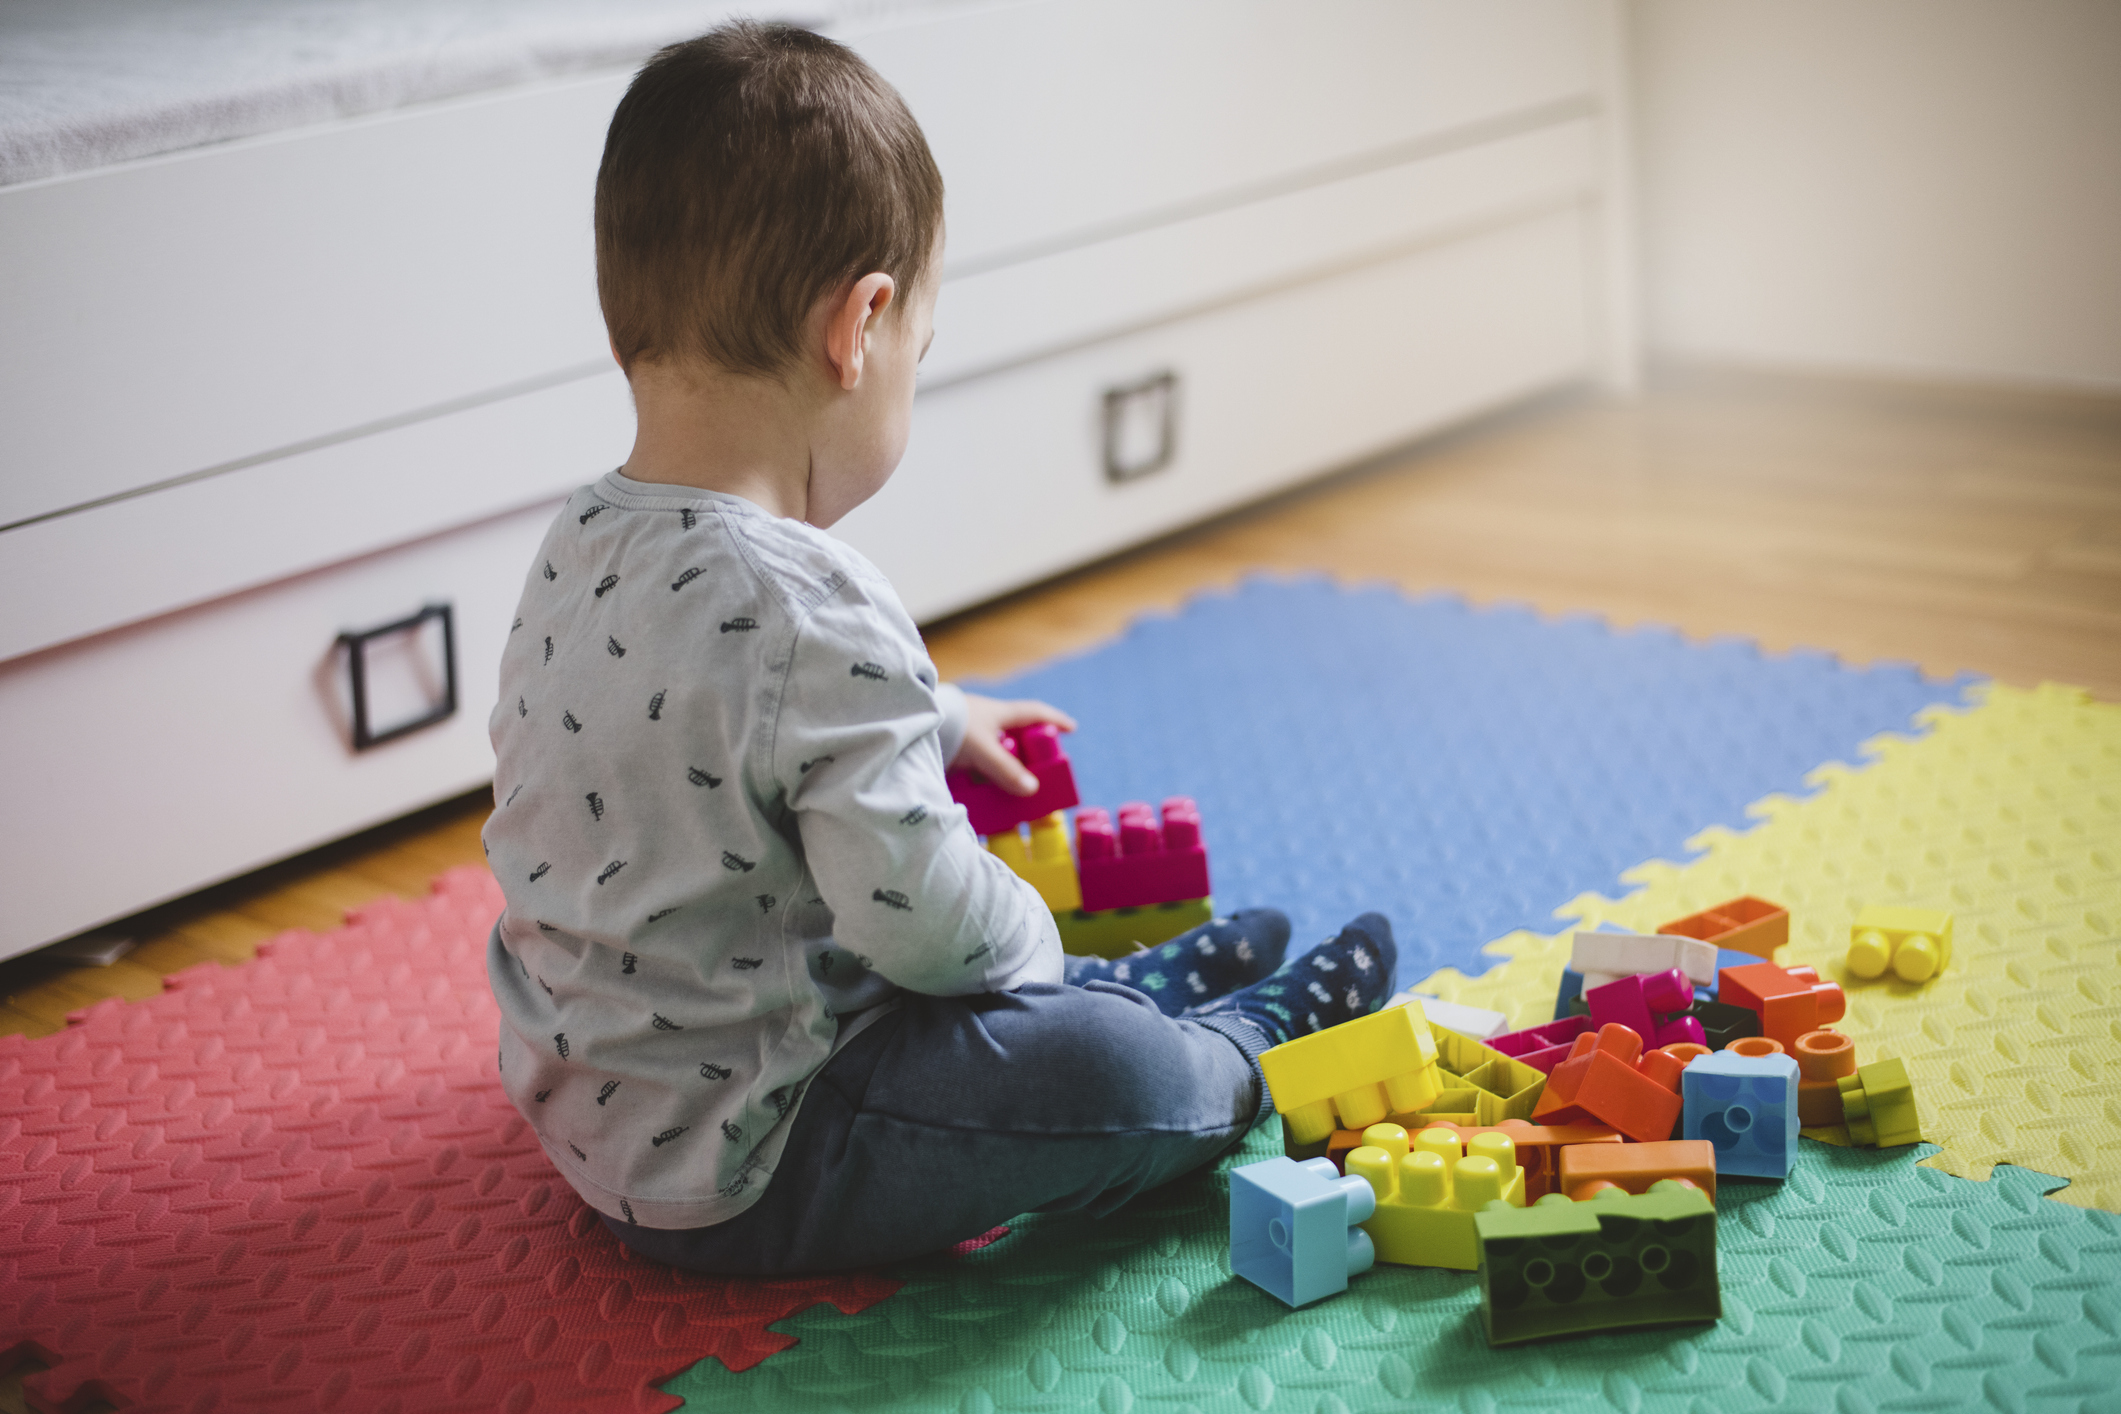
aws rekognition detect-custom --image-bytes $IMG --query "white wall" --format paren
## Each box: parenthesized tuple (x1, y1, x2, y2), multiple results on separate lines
(1632, 0, 2121, 392)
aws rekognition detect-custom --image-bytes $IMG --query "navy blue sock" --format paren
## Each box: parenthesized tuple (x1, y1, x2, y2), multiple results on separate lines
(1207, 912, 1399, 1047)
(1063, 908, 1290, 1017)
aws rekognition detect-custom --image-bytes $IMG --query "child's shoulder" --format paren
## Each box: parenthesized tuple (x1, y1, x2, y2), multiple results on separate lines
(568, 472, 899, 625)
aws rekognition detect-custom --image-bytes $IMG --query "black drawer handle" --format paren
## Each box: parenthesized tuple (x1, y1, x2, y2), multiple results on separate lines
(337, 601, 457, 751)
(1102, 369, 1180, 483)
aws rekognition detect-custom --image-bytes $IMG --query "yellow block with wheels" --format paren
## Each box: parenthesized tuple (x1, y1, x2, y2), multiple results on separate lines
(1346, 1123, 1525, 1270)
(1847, 905, 1953, 983)
(1260, 1003, 1442, 1145)
(985, 811, 1082, 914)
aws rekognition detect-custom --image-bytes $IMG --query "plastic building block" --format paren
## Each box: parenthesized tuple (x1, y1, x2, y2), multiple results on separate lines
(1726, 1034, 1785, 1059)
(1847, 904, 1953, 982)
(1585, 968, 1706, 1049)
(1658, 895, 1789, 959)
(1260, 1003, 1442, 1145)
(1570, 930, 1718, 988)
(1421, 1119, 1621, 1202)
(1228, 1155, 1378, 1307)
(1558, 1139, 1718, 1203)
(1474, 1183, 1720, 1347)
(985, 809, 1082, 913)
(1487, 1015, 1593, 1074)
(1553, 966, 1585, 1021)
(1382, 992, 1510, 1040)
(1793, 1028, 1857, 1126)
(1718, 960, 1847, 1047)
(1531, 1024, 1685, 1143)
(1839, 1057, 1921, 1147)
(945, 722, 1080, 835)
(1345, 1123, 1525, 1270)
(1680, 999, 1761, 1051)
(1682, 1047, 1800, 1179)
(1422, 1025, 1547, 1126)
(1075, 798, 1211, 912)
(1054, 896, 1214, 959)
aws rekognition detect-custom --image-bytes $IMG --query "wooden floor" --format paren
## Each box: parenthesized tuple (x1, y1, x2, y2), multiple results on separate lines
(4, 364, 2117, 1044)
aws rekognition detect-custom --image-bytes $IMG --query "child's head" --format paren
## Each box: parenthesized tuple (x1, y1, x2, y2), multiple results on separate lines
(594, 22, 943, 381)
(595, 22, 944, 526)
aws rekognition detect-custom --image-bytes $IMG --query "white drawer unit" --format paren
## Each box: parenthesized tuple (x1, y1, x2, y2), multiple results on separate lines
(0, 505, 557, 956)
(839, 208, 1595, 619)
(0, 0, 1631, 955)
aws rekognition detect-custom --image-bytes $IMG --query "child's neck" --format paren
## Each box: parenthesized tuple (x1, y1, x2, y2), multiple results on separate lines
(619, 359, 821, 521)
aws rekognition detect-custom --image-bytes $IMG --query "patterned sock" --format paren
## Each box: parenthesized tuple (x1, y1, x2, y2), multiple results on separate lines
(1063, 908, 1290, 1017)
(1210, 912, 1399, 1047)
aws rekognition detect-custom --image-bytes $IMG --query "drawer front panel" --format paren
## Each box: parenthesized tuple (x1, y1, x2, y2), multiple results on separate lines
(1, 372, 632, 664)
(0, 505, 553, 957)
(834, 208, 1593, 621)
(859, 0, 1600, 273)
(925, 118, 1598, 386)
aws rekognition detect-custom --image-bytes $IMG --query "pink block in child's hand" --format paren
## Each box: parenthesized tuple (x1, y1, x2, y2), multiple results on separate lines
(946, 724, 1081, 835)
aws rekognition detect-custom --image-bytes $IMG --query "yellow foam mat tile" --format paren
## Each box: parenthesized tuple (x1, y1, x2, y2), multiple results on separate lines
(1415, 681, 2121, 1211)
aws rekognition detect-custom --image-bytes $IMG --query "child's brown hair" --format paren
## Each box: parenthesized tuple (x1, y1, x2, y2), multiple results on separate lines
(595, 21, 944, 380)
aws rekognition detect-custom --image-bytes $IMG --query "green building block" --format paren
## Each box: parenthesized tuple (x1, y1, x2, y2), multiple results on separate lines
(1838, 1056, 1921, 1147)
(1473, 1181, 1719, 1347)
(1055, 896, 1215, 958)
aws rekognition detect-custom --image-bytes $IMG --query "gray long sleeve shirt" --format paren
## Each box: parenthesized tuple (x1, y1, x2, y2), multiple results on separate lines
(483, 472, 1062, 1229)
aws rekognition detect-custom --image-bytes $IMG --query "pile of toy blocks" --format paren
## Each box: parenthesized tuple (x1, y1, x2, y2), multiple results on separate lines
(948, 724, 1214, 957)
(1229, 895, 1935, 1345)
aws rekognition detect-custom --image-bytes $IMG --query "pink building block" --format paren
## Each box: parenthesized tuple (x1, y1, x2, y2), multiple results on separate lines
(1487, 1015, 1594, 1074)
(1586, 969, 1706, 1050)
(1076, 798, 1211, 911)
(945, 723, 1081, 836)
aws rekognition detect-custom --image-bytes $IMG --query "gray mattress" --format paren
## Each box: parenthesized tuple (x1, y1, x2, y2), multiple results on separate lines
(0, 0, 941, 187)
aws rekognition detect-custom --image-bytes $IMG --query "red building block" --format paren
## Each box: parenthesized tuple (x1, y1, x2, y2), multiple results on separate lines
(1586, 969, 1706, 1050)
(1658, 895, 1789, 959)
(1531, 1023, 1686, 1143)
(1558, 1139, 1719, 1203)
(1719, 962, 1847, 1048)
(1076, 797, 1211, 911)
(946, 723, 1080, 836)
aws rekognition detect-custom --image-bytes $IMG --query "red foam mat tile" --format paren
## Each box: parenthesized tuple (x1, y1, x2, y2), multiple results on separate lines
(0, 868, 898, 1413)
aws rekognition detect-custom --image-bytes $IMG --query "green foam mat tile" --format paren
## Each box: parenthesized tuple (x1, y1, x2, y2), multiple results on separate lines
(662, 1125, 2121, 1413)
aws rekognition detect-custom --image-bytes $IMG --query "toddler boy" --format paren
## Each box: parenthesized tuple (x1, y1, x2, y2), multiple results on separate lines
(483, 21, 1398, 1274)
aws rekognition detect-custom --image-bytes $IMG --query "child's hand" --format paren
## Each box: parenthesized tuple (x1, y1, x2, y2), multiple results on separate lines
(954, 693, 1076, 795)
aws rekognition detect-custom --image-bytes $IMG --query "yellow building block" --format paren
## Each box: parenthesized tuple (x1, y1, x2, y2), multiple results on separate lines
(1847, 905, 1953, 983)
(1260, 1003, 1442, 1145)
(1839, 1057, 1922, 1147)
(985, 811, 1082, 914)
(1346, 1122, 1525, 1270)
(1054, 897, 1214, 959)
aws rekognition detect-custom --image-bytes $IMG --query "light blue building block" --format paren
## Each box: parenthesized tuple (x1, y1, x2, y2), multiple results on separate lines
(1682, 1050, 1800, 1180)
(1229, 1156, 1377, 1307)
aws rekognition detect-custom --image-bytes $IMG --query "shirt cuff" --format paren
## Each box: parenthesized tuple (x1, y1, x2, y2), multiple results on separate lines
(935, 682, 969, 768)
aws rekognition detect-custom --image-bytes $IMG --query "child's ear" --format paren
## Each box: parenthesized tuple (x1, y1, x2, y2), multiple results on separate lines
(824, 273, 896, 390)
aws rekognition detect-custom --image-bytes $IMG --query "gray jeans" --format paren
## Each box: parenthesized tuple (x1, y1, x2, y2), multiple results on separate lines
(603, 980, 1270, 1275)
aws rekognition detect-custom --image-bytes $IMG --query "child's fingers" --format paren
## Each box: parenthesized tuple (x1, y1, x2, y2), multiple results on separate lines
(965, 732, 1040, 794)
(993, 698, 1077, 733)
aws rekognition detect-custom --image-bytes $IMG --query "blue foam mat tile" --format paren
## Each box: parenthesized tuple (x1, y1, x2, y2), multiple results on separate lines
(971, 578, 1980, 992)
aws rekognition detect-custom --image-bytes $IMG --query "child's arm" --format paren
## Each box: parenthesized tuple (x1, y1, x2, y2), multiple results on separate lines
(774, 596, 1062, 996)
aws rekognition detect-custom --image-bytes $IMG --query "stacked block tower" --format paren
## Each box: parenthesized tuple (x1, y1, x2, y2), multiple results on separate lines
(947, 724, 1214, 958)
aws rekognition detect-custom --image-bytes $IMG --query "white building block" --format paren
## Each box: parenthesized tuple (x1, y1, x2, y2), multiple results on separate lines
(1384, 993, 1510, 1040)
(1569, 931, 1717, 987)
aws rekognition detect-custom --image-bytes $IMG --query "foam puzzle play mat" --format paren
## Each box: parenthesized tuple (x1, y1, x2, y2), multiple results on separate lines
(4, 578, 2117, 1413)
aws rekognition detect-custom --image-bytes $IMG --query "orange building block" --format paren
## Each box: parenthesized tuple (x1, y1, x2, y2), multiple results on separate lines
(1659, 896, 1789, 959)
(1422, 1120, 1622, 1202)
(1530, 1024, 1685, 1144)
(1558, 1139, 1718, 1204)
(1719, 962, 1847, 1048)
(1793, 1028, 1857, 1126)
